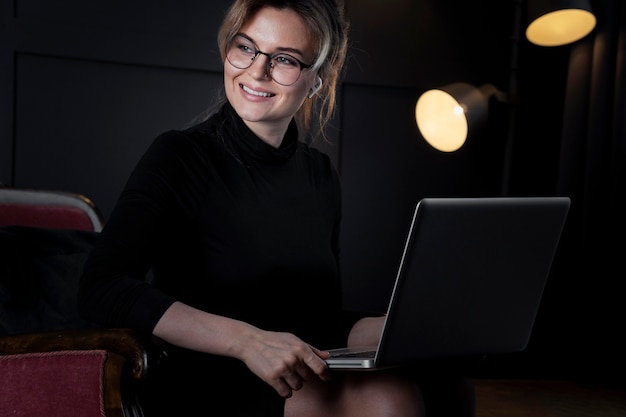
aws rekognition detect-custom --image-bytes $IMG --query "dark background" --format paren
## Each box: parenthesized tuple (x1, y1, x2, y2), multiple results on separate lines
(1, 0, 620, 383)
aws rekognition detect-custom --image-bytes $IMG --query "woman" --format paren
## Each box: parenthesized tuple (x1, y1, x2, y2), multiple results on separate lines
(79, 0, 424, 415)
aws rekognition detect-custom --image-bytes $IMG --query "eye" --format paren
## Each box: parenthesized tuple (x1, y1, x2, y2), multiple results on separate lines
(238, 44, 254, 54)
(234, 38, 256, 55)
(273, 54, 299, 68)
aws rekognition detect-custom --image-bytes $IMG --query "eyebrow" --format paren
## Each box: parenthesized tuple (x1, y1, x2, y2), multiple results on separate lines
(236, 33, 308, 58)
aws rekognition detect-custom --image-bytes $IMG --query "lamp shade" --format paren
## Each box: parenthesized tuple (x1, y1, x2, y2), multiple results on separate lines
(526, 0, 596, 46)
(415, 83, 496, 152)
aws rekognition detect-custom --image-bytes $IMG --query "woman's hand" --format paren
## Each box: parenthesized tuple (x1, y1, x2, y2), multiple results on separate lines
(238, 329, 332, 398)
(153, 302, 332, 398)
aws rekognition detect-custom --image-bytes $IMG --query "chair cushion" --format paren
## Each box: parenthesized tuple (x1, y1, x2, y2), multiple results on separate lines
(0, 349, 107, 417)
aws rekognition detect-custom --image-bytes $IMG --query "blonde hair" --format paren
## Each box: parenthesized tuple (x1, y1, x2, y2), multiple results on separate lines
(217, 0, 349, 142)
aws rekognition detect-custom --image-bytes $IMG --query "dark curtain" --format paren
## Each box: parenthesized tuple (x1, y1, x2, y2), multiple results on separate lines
(555, 0, 625, 384)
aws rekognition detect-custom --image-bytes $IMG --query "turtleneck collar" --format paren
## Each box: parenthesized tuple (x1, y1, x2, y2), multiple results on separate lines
(220, 102, 299, 164)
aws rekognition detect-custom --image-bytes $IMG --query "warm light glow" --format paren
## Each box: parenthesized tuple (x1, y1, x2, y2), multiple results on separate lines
(415, 89, 468, 152)
(526, 9, 596, 46)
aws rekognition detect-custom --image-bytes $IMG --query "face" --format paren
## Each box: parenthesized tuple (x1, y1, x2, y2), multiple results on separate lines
(223, 7, 318, 144)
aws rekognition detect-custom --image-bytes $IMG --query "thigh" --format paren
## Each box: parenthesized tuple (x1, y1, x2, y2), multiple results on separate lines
(285, 370, 424, 417)
(285, 373, 346, 417)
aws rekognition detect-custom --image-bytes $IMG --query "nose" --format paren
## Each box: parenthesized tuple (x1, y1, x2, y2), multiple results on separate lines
(248, 52, 272, 80)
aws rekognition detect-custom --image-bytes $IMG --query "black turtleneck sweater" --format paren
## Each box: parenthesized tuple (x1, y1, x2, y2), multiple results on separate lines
(78, 103, 354, 416)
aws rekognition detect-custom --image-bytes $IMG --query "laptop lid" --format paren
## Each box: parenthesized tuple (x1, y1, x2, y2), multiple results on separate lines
(326, 196, 570, 370)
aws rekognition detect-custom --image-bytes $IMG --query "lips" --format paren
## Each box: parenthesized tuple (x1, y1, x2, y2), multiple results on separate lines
(241, 84, 275, 98)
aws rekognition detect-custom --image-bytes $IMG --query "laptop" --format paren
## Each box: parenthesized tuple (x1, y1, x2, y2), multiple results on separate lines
(326, 196, 571, 370)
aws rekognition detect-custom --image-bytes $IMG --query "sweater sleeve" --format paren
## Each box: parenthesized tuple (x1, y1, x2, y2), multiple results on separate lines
(78, 130, 205, 334)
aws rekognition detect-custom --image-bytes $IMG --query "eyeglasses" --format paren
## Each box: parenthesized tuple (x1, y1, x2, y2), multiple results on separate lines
(226, 35, 313, 86)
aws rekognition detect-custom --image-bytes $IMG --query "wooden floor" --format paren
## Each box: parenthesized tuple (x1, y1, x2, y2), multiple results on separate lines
(472, 379, 626, 417)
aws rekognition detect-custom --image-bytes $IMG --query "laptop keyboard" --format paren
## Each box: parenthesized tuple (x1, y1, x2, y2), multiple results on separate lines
(330, 350, 376, 359)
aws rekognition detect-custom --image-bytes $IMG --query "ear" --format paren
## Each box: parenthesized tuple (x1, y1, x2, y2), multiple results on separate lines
(308, 76, 323, 99)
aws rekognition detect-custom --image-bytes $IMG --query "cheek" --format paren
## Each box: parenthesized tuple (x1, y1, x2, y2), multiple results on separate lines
(292, 76, 316, 98)
(223, 65, 237, 85)
(223, 66, 243, 102)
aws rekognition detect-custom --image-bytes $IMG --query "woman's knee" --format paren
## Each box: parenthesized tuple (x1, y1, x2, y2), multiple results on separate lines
(285, 375, 345, 417)
(340, 371, 424, 417)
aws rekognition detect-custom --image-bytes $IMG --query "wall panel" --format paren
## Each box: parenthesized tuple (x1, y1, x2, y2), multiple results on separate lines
(14, 53, 221, 217)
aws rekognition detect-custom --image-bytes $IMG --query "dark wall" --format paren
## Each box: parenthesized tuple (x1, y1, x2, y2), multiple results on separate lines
(1, 0, 572, 375)
(0, 0, 230, 217)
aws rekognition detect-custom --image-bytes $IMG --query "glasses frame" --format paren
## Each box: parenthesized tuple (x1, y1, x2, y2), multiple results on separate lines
(226, 34, 313, 86)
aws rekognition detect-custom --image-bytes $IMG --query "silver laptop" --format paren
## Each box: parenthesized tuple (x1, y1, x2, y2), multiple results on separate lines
(326, 196, 571, 370)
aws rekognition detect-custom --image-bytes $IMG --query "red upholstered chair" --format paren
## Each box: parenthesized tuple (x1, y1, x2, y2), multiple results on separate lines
(0, 186, 105, 232)
(0, 188, 162, 417)
(0, 329, 153, 417)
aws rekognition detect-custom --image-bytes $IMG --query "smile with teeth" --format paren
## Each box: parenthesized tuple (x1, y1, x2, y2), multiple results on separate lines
(241, 84, 275, 97)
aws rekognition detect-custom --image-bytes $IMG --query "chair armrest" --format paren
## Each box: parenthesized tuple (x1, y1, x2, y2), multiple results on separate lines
(0, 328, 164, 417)
(0, 328, 151, 380)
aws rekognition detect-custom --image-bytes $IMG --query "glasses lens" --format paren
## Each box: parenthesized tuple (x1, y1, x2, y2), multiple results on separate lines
(226, 36, 303, 86)
(226, 36, 256, 69)
(269, 54, 302, 85)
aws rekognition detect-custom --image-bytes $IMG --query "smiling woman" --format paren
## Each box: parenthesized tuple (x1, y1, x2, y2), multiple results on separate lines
(217, 0, 348, 145)
(76, 1, 426, 416)
(220, 6, 322, 147)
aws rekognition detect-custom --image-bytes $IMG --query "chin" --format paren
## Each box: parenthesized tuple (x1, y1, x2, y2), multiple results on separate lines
(233, 105, 270, 123)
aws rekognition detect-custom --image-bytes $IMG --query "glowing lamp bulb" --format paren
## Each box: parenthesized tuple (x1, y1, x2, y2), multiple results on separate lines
(415, 89, 468, 152)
